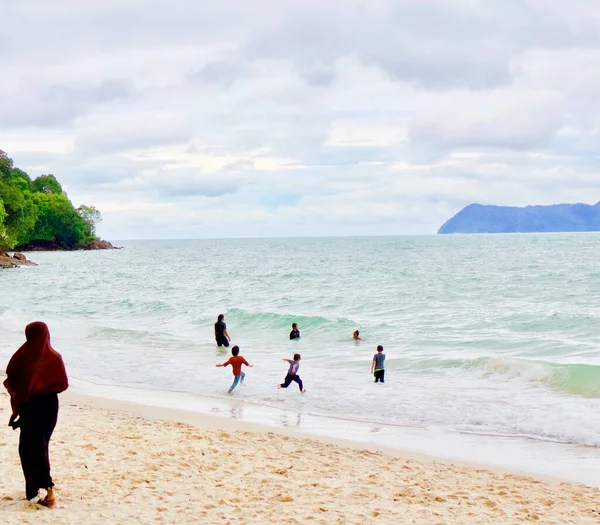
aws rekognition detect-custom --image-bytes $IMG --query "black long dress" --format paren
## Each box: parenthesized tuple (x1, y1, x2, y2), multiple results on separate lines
(17, 393, 59, 500)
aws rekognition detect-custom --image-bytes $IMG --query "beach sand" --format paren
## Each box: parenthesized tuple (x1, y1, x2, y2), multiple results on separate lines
(0, 392, 599, 524)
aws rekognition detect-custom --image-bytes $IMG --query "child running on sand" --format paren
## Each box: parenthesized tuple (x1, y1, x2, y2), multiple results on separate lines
(216, 345, 253, 394)
(277, 353, 306, 393)
(371, 345, 385, 383)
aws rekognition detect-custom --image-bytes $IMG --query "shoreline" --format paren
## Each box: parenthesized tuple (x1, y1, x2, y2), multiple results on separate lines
(66, 378, 600, 489)
(1, 240, 116, 269)
(0, 252, 36, 269)
(1, 390, 599, 524)
(64, 391, 564, 486)
(13, 239, 116, 251)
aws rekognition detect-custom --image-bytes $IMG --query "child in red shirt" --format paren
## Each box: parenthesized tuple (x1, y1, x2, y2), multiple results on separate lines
(216, 345, 253, 394)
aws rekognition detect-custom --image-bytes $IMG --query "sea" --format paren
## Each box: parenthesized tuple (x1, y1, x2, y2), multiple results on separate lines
(2, 234, 600, 486)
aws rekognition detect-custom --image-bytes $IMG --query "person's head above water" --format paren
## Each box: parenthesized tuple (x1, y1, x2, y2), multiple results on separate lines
(218, 314, 224, 322)
(293, 353, 301, 361)
(376, 345, 384, 352)
(292, 323, 298, 330)
(231, 345, 240, 356)
(353, 330, 360, 338)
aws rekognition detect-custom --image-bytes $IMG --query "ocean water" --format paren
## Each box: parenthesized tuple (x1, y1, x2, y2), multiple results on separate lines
(2, 235, 600, 484)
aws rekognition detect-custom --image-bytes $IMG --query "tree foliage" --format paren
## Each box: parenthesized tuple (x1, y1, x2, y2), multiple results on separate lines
(0, 199, 8, 248)
(0, 150, 102, 250)
(77, 205, 102, 237)
(31, 174, 63, 195)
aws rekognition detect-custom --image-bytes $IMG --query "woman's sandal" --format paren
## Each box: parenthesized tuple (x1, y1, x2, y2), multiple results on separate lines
(38, 488, 56, 508)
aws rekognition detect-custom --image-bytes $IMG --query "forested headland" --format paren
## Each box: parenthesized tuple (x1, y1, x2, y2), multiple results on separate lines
(0, 149, 109, 252)
(438, 202, 600, 234)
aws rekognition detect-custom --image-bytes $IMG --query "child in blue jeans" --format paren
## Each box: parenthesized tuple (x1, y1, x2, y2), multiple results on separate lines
(216, 345, 253, 394)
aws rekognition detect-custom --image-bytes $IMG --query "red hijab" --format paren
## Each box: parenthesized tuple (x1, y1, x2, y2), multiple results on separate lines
(4, 321, 69, 413)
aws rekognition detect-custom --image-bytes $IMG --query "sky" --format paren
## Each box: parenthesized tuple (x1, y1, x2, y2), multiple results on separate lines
(2, 0, 600, 239)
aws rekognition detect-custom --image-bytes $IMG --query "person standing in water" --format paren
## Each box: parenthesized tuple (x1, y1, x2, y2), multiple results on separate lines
(353, 330, 362, 341)
(289, 323, 300, 340)
(216, 345, 253, 394)
(4, 321, 69, 507)
(214, 314, 231, 347)
(278, 353, 306, 393)
(371, 345, 385, 383)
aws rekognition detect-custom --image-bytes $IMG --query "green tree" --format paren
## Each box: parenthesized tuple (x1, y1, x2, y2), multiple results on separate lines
(0, 154, 30, 186)
(30, 193, 87, 246)
(0, 150, 13, 179)
(0, 151, 38, 249)
(31, 174, 63, 195)
(0, 199, 8, 250)
(77, 205, 101, 240)
(0, 178, 37, 249)
(0, 149, 102, 250)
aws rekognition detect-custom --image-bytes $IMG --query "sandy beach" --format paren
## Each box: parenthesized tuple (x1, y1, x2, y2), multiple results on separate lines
(0, 392, 598, 524)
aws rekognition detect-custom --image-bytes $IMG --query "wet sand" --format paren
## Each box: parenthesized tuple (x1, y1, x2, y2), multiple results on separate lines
(1, 392, 599, 524)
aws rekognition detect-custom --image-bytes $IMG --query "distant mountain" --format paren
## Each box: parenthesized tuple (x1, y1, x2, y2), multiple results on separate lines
(438, 202, 600, 234)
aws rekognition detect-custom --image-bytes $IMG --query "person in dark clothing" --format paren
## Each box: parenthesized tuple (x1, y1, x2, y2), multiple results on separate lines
(371, 345, 385, 383)
(214, 314, 231, 347)
(4, 321, 69, 507)
(289, 323, 300, 340)
(277, 353, 306, 393)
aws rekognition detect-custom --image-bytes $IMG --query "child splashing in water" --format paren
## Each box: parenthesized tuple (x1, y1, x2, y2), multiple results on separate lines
(278, 353, 306, 393)
(216, 345, 253, 394)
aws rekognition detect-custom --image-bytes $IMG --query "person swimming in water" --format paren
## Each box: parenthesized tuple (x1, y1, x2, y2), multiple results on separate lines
(353, 330, 362, 341)
(214, 314, 231, 347)
(289, 323, 300, 340)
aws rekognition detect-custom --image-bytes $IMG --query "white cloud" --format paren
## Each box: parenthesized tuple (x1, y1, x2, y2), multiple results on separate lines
(326, 121, 408, 148)
(2, 0, 600, 238)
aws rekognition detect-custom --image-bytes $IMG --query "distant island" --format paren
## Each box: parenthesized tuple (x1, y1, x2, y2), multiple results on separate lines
(438, 202, 600, 234)
(0, 149, 112, 256)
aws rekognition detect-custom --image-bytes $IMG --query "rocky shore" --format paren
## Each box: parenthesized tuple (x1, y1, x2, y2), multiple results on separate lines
(0, 252, 37, 269)
(14, 239, 116, 251)
(1, 240, 117, 268)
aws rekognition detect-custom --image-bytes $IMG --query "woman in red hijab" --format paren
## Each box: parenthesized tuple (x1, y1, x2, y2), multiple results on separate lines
(4, 321, 69, 507)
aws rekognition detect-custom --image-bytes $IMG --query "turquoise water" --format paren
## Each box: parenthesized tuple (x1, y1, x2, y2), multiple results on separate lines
(2, 234, 600, 479)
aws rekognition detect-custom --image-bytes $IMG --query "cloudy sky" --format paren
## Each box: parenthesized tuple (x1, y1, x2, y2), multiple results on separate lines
(2, 0, 600, 239)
